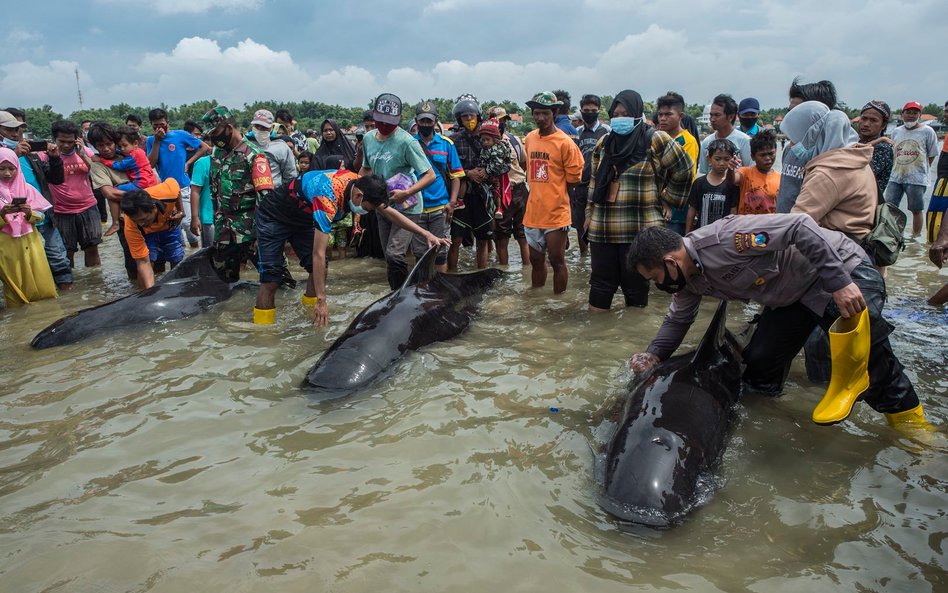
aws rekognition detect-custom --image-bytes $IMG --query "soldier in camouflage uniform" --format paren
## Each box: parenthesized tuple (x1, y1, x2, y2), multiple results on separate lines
(201, 106, 275, 282)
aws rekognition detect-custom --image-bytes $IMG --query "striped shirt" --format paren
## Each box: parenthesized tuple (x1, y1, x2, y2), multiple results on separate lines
(585, 130, 693, 244)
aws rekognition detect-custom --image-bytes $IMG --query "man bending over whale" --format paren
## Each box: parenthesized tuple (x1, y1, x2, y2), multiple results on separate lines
(119, 180, 186, 290)
(626, 214, 930, 432)
(254, 169, 450, 327)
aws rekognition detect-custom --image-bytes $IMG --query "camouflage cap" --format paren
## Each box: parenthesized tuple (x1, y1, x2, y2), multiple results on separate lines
(202, 106, 235, 126)
(526, 91, 563, 110)
(486, 106, 509, 120)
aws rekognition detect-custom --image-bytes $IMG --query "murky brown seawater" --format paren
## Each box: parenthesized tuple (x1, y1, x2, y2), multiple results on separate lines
(0, 215, 945, 592)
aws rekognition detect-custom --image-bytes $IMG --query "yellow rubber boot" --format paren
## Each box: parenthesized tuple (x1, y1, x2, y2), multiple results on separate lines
(812, 308, 870, 425)
(253, 307, 275, 325)
(301, 294, 319, 308)
(885, 404, 935, 432)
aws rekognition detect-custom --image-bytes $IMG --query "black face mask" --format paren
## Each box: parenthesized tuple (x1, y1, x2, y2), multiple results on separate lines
(581, 111, 599, 126)
(417, 125, 435, 138)
(739, 116, 758, 130)
(209, 126, 232, 149)
(654, 259, 687, 294)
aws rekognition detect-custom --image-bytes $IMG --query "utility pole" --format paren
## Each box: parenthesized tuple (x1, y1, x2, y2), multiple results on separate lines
(75, 67, 84, 110)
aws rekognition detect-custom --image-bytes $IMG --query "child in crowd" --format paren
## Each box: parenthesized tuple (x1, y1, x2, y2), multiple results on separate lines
(298, 151, 313, 173)
(476, 118, 511, 219)
(731, 129, 780, 215)
(685, 138, 739, 233)
(0, 147, 57, 306)
(96, 126, 159, 192)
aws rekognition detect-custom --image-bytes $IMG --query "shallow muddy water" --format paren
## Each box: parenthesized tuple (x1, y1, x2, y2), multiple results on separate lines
(0, 224, 945, 593)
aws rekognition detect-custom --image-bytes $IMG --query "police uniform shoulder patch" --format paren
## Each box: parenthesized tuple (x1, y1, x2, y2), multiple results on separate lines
(735, 231, 769, 252)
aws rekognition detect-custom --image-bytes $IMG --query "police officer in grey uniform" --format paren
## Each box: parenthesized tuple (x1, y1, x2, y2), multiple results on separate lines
(626, 213, 920, 421)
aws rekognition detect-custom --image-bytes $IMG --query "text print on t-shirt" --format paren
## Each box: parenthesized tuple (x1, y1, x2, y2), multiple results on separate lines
(530, 151, 550, 181)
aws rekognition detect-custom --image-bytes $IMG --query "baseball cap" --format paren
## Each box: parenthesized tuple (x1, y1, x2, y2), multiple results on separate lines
(415, 101, 438, 122)
(487, 106, 509, 120)
(372, 93, 403, 125)
(526, 91, 563, 110)
(478, 118, 502, 138)
(902, 101, 923, 111)
(738, 97, 760, 115)
(251, 109, 274, 128)
(0, 111, 26, 129)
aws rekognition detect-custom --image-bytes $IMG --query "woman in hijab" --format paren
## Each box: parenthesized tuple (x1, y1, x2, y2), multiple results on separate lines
(585, 90, 693, 311)
(312, 119, 356, 171)
(783, 101, 876, 240)
(0, 147, 57, 306)
(857, 101, 894, 202)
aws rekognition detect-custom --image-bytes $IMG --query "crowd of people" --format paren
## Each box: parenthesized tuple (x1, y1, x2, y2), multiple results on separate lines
(0, 79, 945, 432)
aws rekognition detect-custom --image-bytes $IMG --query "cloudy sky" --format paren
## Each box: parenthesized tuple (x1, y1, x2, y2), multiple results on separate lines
(4, 0, 945, 116)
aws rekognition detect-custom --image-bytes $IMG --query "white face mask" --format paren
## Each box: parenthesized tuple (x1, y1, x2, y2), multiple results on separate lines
(903, 120, 919, 129)
(253, 128, 271, 146)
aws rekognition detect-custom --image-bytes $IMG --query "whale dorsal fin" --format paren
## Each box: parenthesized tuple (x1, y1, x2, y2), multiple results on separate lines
(401, 245, 439, 289)
(692, 299, 728, 364)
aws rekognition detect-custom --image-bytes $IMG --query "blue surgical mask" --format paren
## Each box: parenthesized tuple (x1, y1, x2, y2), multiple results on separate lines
(789, 143, 817, 164)
(1, 138, 17, 150)
(610, 116, 637, 135)
(350, 196, 368, 216)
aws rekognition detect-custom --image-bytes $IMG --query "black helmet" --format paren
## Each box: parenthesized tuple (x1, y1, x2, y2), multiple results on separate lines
(452, 97, 481, 125)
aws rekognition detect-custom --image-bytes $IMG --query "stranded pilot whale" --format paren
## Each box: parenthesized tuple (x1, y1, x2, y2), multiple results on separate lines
(597, 299, 743, 528)
(31, 248, 242, 349)
(303, 246, 504, 399)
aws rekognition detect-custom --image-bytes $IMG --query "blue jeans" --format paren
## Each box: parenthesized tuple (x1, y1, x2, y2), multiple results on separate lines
(884, 181, 927, 212)
(38, 220, 73, 285)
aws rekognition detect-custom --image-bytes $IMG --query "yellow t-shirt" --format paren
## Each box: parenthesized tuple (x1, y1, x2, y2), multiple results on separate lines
(523, 129, 584, 229)
(675, 130, 699, 178)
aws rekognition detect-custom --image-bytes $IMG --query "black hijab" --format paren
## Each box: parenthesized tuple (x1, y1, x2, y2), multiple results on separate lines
(313, 119, 356, 170)
(591, 90, 651, 205)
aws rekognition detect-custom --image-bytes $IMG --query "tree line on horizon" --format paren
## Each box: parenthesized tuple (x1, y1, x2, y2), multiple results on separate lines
(14, 98, 945, 140)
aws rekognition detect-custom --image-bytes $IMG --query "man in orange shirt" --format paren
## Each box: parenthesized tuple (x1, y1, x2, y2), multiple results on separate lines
(120, 179, 185, 289)
(523, 91, 585, 293)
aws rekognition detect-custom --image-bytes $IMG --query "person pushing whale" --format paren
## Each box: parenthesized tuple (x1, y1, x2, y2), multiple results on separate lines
(254, 166, 450, 327)
(626, 214, 931, 433)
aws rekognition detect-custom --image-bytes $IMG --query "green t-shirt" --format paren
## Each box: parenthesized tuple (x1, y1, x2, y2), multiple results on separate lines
(362, 127, 432, 215)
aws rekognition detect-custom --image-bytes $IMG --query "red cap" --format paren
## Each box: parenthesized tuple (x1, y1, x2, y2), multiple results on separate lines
(478, 118, 502, 138)
(903, 101, 923, 111)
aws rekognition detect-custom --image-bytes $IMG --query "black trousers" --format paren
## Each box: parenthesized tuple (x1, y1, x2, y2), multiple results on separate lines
(742, 262, 919, 414)
(588, 241, 649, 309)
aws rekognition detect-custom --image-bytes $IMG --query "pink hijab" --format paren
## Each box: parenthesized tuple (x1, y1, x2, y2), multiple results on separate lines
(0, 147, 51, 237)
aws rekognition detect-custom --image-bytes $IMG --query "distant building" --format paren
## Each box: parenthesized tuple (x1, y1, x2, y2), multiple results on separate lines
(698, 103, 711, 130)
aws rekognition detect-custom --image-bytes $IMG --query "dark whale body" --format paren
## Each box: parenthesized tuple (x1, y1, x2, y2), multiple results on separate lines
(303, 247, 504, 400)
(598, 300, 743, 528)
(31, 248, 241, 349)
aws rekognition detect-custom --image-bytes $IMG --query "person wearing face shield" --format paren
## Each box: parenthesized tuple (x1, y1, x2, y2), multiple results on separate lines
(626, 217, 929, 433)
(201, 106, 276, 298)
(884, 101, 939, 236)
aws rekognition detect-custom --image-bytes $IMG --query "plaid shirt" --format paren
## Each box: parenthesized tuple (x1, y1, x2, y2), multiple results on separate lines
(586, 130, 693, 243)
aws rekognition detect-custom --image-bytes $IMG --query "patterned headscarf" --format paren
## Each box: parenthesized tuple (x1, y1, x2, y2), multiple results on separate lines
(861, 100, 891, 122)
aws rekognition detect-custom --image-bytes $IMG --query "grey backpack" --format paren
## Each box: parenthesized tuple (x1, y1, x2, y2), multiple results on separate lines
(861, 203, 906, 267)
